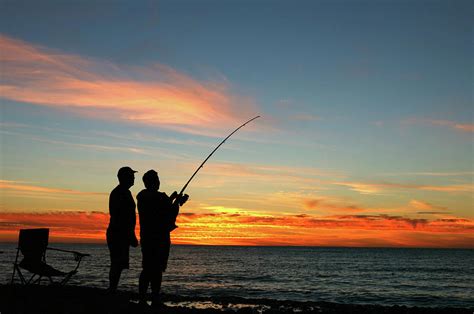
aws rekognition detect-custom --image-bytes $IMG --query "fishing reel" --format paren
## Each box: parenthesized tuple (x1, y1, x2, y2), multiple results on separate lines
(170, 191, 189, 206)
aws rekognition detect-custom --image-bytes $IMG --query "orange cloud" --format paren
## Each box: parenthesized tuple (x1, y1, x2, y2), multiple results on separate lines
(303, 199, 320, 209)
(0, 180, 105, 196)
(303, 198, 362, 213)
(409, 200, 432, 210)
(418, 184, 473, 192)
(379, 171, 474, 177)
(0, 211, 109, 242)
(1, 211, 472, 248)
(334, 181, 473, 194)
(333, 182, 391, 194)
(408, 199, 447, 212)
(0, 34, 257, 135)
(454, 124, 474, 132)
(403, 118, 474, 133)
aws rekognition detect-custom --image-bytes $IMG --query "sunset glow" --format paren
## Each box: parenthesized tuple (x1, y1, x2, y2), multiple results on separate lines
(1, 210, 472, 247)
(1, 1, 472, 248)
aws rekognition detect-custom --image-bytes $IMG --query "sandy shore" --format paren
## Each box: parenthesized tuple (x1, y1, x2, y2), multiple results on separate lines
(0, 284, 471, 314)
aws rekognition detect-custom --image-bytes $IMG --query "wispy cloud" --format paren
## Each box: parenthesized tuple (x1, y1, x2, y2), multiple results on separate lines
(333, 182, 391, 194)
(378, 171, 474, 177)
(0, 127, 192, 160)
(454, 124, 474, 132)
(418, 184, 473, 192)
(403, 118, 474, 133)
(406, 200, 452, 215)
(203, 162, 343, 180)
(334, 181, 473, 194)
(302, 198, 363, 213)
(290, 114, 321, 122)
(0, 180, 105, 196)
(0, 122, 214, 148)
(409, 200, 446, 211)
(171, 161, 344, 190)
(0, 34, 258, 136)
(417, 211, 452, 215)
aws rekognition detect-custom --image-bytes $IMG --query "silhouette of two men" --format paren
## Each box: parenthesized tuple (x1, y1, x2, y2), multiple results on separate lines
(106, 167, 188, 307)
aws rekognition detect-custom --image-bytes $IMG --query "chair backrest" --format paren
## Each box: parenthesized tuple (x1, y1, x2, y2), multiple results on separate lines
(18, 228, 49, 261)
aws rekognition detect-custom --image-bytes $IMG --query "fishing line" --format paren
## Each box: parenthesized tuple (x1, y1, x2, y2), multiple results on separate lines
(178, 115, 261, 195)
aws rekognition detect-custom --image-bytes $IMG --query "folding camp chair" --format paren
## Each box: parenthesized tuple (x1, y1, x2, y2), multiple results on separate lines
(10, 228, 90, 285)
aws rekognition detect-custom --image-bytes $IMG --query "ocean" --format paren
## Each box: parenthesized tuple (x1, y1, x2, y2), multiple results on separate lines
(1, 244, 473, 308)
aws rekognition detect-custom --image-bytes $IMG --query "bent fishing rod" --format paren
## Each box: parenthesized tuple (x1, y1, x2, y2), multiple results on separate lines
(178, 115, 260, 196)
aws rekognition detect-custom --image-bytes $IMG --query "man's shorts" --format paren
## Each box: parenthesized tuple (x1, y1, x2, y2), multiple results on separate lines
(140, 237, 170, 272)
(107, 231, 130, 270)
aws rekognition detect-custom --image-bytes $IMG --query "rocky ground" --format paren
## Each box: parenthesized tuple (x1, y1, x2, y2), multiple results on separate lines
(0, 284, 471, 314)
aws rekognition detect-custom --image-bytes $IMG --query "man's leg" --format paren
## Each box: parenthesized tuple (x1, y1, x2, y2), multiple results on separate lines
(139, 269, 151, 303)
(108, 265, 122, 293)
(150, 271, 163, 307)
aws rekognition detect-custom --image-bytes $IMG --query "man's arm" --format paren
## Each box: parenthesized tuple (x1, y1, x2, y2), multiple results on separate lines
(108, 189, 121, 228)
(167, 192, 189, 232)
(128, 190, 138, 247)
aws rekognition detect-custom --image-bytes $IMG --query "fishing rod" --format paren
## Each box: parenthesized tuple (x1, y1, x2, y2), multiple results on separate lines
(178, 115, 260, 196)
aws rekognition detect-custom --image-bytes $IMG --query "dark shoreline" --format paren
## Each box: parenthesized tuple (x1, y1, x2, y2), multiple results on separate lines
(1, 284, 472, 314)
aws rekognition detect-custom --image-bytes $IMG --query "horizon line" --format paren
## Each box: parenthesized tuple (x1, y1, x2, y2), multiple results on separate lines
(0, 242, 472, 250)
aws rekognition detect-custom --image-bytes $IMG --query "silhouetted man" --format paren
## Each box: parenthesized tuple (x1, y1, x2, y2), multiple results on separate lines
(137, 170, 188, 308)
(107, 166, 139, 293)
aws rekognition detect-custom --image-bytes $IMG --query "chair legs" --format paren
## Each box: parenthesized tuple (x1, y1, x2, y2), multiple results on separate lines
(11, 265, 26, 285)
(60, 271, 77, 286)
(12, 267, 45, 285)
(11, 248, 21, 284)
(11, 248, 87, 286)
(27, 273, 42, 285)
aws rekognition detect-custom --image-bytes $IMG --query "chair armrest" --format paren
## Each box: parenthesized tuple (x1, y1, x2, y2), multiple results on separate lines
(47, 247, 90, 257)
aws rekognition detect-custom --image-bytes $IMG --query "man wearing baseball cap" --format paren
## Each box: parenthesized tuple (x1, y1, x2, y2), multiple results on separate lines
(106, 166, 139, 293)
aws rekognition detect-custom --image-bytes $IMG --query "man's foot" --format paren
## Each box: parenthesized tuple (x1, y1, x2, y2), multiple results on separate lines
(151, 301, 165, 313)
(151, 294, 165, 312)
(138, 300, 150, 312)
(138, 294, 149, 307)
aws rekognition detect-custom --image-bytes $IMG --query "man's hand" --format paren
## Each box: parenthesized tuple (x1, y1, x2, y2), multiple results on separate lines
(170, 191, 178, 202)
(178, 194, 189, 206)
(170, 191, 189, 206)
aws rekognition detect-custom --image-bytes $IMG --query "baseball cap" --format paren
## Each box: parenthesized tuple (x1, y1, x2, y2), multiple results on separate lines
(117, 166, 137, 177)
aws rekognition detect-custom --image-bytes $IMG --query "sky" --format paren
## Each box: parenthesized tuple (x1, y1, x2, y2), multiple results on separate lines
(0, 0, 472, 247)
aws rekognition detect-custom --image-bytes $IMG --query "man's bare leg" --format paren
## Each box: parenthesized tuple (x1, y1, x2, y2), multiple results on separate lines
(139, 270, 151, 304)
(150, 271, 163, 309)
(108, 266, 122, 293)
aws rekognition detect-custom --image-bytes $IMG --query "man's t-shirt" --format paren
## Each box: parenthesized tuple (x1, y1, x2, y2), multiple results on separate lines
(107, 184, 136, 244)
(137, 189, 178, 241)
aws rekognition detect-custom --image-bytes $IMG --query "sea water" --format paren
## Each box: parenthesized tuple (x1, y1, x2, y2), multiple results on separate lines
(1, 244, 472, 308)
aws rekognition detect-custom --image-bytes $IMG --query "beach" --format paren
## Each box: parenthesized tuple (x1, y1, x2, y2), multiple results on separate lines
(1, 284, 472, 314)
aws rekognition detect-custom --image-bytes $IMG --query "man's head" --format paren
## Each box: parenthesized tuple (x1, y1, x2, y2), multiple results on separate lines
(143, 169, 160, 190)
(117, 166, 137, 188)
